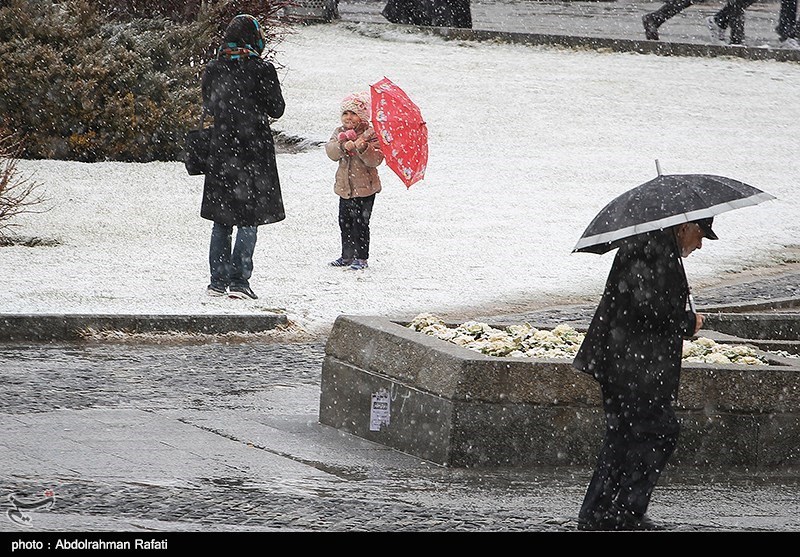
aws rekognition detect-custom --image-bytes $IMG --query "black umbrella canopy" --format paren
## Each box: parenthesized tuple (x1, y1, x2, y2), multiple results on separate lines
(573, 174, 776, 254)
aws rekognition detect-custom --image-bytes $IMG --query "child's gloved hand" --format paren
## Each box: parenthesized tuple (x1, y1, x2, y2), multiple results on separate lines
(338, 130, 358, 142)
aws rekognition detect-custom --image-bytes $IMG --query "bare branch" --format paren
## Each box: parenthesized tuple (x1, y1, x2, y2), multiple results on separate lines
(0, 133, 49, 239)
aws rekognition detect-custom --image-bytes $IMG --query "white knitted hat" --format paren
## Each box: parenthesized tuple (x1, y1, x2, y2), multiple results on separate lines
(340, 91, 371, 122)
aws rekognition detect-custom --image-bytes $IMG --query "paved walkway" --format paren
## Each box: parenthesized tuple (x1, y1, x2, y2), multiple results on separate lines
(338, 0, 800, 61)
(2, 270, 799, 536)
(2, 2, 800, 539)
(1, 347, 799, 535)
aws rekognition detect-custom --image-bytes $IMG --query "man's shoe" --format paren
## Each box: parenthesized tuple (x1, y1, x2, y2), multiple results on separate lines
(577, 516, 627, 531)
(706, 16, 726, 42)
(642, 14, 659, 41)
(577, 519, 604, 531)
(207, 284, 227, 297)
(348, 258, 368, 271)
(228, 285, 258, 300)
(329, 257, 354, 267)
(625, 514, 666, 531)
(780, 37, 800, 50)
(576, 509, 628, 531)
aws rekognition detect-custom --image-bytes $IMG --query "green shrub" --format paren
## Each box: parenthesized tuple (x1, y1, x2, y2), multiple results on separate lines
(0, 0, 290, 162)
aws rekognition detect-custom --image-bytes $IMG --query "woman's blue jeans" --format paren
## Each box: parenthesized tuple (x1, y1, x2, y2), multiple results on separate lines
(209, 222, 258, 290)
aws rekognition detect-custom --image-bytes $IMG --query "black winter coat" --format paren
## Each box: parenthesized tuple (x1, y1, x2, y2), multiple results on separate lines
(572, 230, 697, 400)
(382, 0, 472, 28)
(201, 57, 285, 226)
(383, 0, 432, 25)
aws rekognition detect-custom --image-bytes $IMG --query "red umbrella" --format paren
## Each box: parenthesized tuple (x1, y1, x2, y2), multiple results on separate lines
(370, 77, 428, 188)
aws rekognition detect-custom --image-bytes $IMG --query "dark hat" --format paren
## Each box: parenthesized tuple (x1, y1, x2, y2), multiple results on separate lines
(694, 217, 718, 240)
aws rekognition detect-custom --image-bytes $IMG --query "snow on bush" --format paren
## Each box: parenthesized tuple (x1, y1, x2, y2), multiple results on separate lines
(408, 313, 782, 365)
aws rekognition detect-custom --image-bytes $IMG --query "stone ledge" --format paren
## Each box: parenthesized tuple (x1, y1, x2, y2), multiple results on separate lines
(319, 314, 800, 469)
(343, 21, 800, 64)
(0, 313, 288, 341)
(704, 312, 800, 341)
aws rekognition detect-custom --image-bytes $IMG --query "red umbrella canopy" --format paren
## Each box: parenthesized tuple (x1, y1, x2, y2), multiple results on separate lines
(370, 77, 428, 188)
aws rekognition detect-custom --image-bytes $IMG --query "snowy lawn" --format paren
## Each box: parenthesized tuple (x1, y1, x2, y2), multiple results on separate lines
(3, 22, 798, 337)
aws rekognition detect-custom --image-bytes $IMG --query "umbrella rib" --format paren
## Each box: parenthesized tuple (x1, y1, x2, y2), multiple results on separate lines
(573, 191, 776, 251)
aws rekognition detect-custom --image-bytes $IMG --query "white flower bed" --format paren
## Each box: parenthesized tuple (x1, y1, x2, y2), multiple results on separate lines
(681, 336, 768, 365)
(407, 313, 782, 366)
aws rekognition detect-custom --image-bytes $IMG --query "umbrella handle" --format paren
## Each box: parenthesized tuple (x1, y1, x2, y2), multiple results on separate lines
(676, 243, 696, 313)
(655, 159, 662, 176)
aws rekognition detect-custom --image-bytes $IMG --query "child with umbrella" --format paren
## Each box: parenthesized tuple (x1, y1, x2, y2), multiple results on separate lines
(325, 92, 384, 271)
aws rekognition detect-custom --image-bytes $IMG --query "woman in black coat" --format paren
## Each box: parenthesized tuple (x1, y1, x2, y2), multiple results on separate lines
(573, 219, 715, 530)
(201, 14, 285, 300)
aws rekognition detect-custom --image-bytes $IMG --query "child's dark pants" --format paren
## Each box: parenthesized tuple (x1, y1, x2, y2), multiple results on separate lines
(338, 194, 375, 261)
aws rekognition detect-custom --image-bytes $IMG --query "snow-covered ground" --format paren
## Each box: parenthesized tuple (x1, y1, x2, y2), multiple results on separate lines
(3, 23, 798, 338)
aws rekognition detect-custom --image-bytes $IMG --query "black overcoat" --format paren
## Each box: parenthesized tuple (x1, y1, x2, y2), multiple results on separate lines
(572, 230, 696, 400)
(430, 0, 472, 28)
(382, 0, 432, 25)
(201, 57, 285, 226)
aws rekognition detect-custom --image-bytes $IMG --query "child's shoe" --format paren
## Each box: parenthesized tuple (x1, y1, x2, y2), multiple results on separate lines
(348, 259, 368, 270)
(329, 257, 353, 267)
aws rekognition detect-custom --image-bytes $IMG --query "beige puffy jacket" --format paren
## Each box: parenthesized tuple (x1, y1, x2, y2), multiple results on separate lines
(325, 124, 384, 199)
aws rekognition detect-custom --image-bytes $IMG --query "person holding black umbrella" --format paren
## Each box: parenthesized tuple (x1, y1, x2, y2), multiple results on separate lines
(572, 171, 773, 529)
(573, 218, 716, 531)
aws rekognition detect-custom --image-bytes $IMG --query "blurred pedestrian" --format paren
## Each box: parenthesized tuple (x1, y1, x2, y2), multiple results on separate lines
(431, 0, 472, 28)
(574, 219, 717, 531)
(325, 92, 384, 271)
(641, 0, 745, 44)
(705, 0, 756, 45)
(776, 0, 800, 48)
(706, 0, 800, 47)
(201, 14, 286, 299)
(382, 0, 432, 25)
(383, 0, 472, 28)
(641, 0, 695, 41)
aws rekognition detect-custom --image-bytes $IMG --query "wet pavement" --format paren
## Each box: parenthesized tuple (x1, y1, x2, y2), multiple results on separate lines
(3, 1, 800, 538)
(2, 267, 800, 535)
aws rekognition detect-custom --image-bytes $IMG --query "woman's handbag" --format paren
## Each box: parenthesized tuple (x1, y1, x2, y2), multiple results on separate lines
(184, 110, 212, 176)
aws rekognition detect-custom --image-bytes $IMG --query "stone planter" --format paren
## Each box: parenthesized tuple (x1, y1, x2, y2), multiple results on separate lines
(319, 314, 800, 469)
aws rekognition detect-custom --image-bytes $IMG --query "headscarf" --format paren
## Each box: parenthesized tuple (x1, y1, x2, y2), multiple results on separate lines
(218, 14, 265, 60)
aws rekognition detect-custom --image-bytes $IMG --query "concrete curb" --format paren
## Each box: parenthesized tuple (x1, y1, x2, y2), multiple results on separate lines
(416, 24, 800, 62)
(321, 314, 800, 468)
(0, 313, 288, 341)
(2, 296, 795, 342)
(699, 296, 800, 314)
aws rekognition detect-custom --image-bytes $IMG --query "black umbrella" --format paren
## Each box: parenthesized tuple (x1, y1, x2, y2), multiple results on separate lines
(573, 173, 776, 254)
